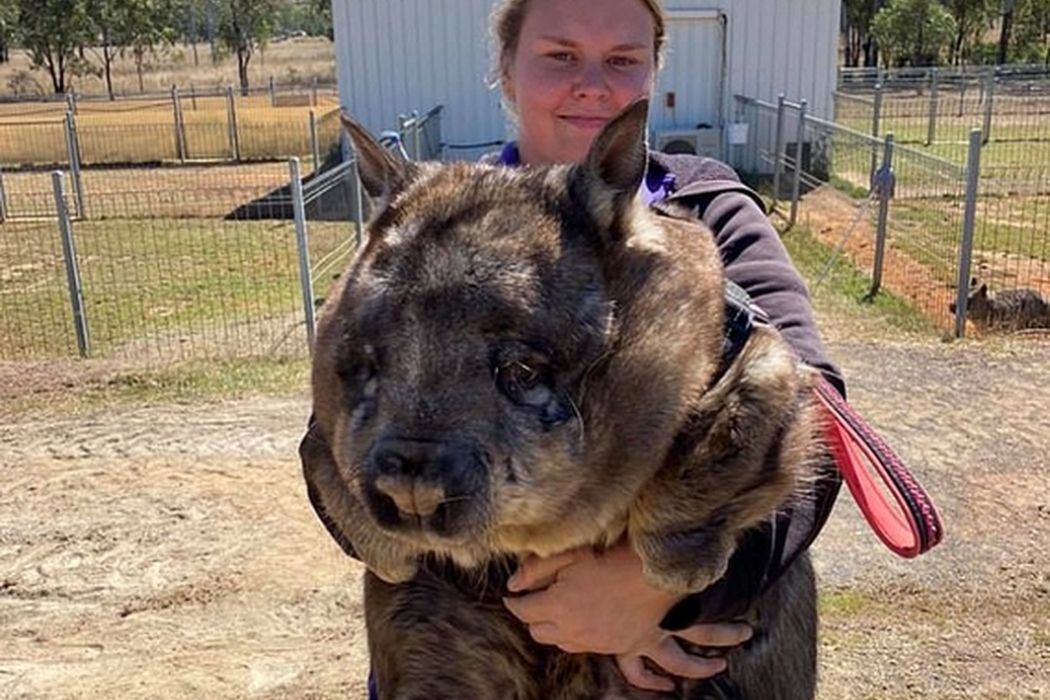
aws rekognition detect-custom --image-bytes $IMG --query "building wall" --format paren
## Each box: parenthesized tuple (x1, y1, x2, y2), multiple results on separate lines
(333, 0, 840, 162)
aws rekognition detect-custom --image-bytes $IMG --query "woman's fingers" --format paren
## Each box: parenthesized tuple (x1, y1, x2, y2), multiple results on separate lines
(506, 549, 579, 592)
(648, 637, 728, 679)
(615, 653, 676, 693)
(672, 621, 753, 649)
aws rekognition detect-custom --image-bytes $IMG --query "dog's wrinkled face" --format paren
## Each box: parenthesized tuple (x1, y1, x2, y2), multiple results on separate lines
(328, 167, 611, 550)
(309, 102, 667, 565)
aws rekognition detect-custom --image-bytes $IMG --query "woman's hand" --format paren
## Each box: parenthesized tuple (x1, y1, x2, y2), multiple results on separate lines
(502, 540, 752, 692)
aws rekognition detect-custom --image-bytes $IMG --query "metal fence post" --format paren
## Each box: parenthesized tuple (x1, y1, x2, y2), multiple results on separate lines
(289, 158, 317, 349)
(351, 154, 365, 247)
(0, 167, 7, 223)
(64, 111, 86, 219)
(269, 75, 276, 106)
(789, 99, 807, 227)
(926, 67, 939, 146)
(954, 129, 983, 338)
(190, 82, 198, 111)
(867, 133, 895, 300)
(871, 82, 883, 182)
(772, 94, 786, 209)
(309, 110, 320, 173)
(226, 85, 241, 161)
(411, 110, 422, 161)
(51, 171, 90, 358)
(982, 71, 996, 146)
(171, 86, 187, 162)
(66, 90, 77, 115)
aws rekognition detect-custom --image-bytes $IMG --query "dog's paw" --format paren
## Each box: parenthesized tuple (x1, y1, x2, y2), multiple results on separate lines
(634, 528, 734, 595)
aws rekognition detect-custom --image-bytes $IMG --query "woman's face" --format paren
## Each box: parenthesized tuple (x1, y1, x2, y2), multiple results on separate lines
(502, 0, 657, 166)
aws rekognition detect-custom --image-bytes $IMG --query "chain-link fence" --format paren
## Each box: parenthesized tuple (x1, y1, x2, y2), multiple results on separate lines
(0, 157, 363, 365)
(734, 92, 1048, 337)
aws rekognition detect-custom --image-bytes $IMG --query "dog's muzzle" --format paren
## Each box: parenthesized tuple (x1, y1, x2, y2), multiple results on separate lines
(362, 436, 487, 538)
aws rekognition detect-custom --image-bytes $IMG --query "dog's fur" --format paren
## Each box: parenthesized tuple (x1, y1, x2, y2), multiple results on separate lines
(301, 100, 822, 699)
(949, 277, 1050, 331)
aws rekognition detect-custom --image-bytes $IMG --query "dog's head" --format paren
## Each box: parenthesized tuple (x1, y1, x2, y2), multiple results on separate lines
(303, 100, 724, 575)
(949, 276, 990, 319)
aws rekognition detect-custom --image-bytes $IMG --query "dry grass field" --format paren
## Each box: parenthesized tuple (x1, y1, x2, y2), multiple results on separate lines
(0, 37, 337, 101)
(0, 39, 342, 167)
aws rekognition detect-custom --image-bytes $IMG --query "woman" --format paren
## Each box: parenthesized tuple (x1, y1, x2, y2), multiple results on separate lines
(483, 0, 843, 693)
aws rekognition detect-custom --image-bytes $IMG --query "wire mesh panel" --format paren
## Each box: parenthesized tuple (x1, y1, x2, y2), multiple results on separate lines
(303, 160, 363, 310)
(0, 170, 77, 220)
(969, 167, 1050, 313)
(0, 218, 80, 360)
(0, 119, 68, 167)
(77, 163, 293, 221)
(882, 145, 969, 331)
(58, 169, 314, 365)
(731, 96, 779, 176)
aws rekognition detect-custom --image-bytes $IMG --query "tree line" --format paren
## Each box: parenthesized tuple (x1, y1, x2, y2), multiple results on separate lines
(844, 0, 1050, 68)
(0, 0, 332, 97)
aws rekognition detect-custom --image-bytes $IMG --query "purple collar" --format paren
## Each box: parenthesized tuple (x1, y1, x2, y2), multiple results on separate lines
(496, 141, 675, 206)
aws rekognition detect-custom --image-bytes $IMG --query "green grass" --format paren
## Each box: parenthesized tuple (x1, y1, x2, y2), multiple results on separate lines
(0, 218, 357, 360)
(4, 356, 311, 419)
(828, 174, 870, 200)
(891, 195, 1050, 268)
(781, 224, 938, 335)
(818, 589, 870, 618)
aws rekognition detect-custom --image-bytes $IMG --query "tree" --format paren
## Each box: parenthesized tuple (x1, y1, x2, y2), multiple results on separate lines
(15, 0, 92, 93)
(0, 0, 16, 63)
(86, 0, 165, 100)
(943, 0, 997, 64)
(216, 0, 279, 94)
(871, 0, 958, 66)
(996, 0, 1016, 64)
(1010, 0, 1050, 63)
(842, 0, 883, 67)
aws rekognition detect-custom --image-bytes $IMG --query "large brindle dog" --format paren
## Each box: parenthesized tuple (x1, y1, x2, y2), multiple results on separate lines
(300, 100, 822, 699)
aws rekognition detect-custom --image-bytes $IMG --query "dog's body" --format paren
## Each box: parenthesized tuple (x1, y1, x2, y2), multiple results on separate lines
(301, 102, 822, 699)
(950, 278, 1050, 332)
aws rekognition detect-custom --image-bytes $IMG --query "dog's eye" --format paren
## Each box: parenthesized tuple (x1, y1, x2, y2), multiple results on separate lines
(506, 362, 539, 389)
(496, 361, 551, 407)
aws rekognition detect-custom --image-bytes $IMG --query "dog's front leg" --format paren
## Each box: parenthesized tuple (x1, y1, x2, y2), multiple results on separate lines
(628, 327, 818, 595)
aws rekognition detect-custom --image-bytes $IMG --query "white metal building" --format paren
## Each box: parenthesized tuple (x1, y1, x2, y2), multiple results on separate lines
(332, 0, 841, 164)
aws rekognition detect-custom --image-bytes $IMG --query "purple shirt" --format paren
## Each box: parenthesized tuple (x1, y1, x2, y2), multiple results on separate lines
(495, 141, 676, 206)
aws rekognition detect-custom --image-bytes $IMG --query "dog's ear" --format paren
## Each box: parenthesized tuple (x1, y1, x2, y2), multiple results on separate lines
(340, 111, 411, 204)
(571, 98, 650, 234)
(300, 419, 419, 583)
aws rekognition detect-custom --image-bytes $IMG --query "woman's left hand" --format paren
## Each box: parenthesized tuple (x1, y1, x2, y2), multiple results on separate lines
(502, 540, 751, 691)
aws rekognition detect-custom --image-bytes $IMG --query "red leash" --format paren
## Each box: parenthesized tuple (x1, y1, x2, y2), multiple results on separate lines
(814, 376, 944, 558)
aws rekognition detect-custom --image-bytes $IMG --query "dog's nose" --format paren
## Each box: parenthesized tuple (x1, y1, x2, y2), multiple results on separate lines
(365, 437, 483, 533)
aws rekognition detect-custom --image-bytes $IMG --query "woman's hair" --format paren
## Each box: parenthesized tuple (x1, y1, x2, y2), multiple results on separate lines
(490, 0, 667, 80)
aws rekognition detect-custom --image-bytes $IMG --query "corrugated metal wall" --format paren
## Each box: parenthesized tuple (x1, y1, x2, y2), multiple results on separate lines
(334, 0, 840, 163)
(334, 0, 507, 162)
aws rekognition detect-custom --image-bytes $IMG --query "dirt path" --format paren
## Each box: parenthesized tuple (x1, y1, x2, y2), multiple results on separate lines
(1, 327, 1048, 699)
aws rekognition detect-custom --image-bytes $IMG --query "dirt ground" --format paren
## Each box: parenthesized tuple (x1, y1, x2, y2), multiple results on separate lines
(1, 314, 1048, 699)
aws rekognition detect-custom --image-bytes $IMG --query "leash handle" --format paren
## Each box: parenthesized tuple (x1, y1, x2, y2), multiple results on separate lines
(814, 376, 944, 558)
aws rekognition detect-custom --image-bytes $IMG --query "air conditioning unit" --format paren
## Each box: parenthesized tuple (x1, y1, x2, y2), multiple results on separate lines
(654, 128, 723, 160)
